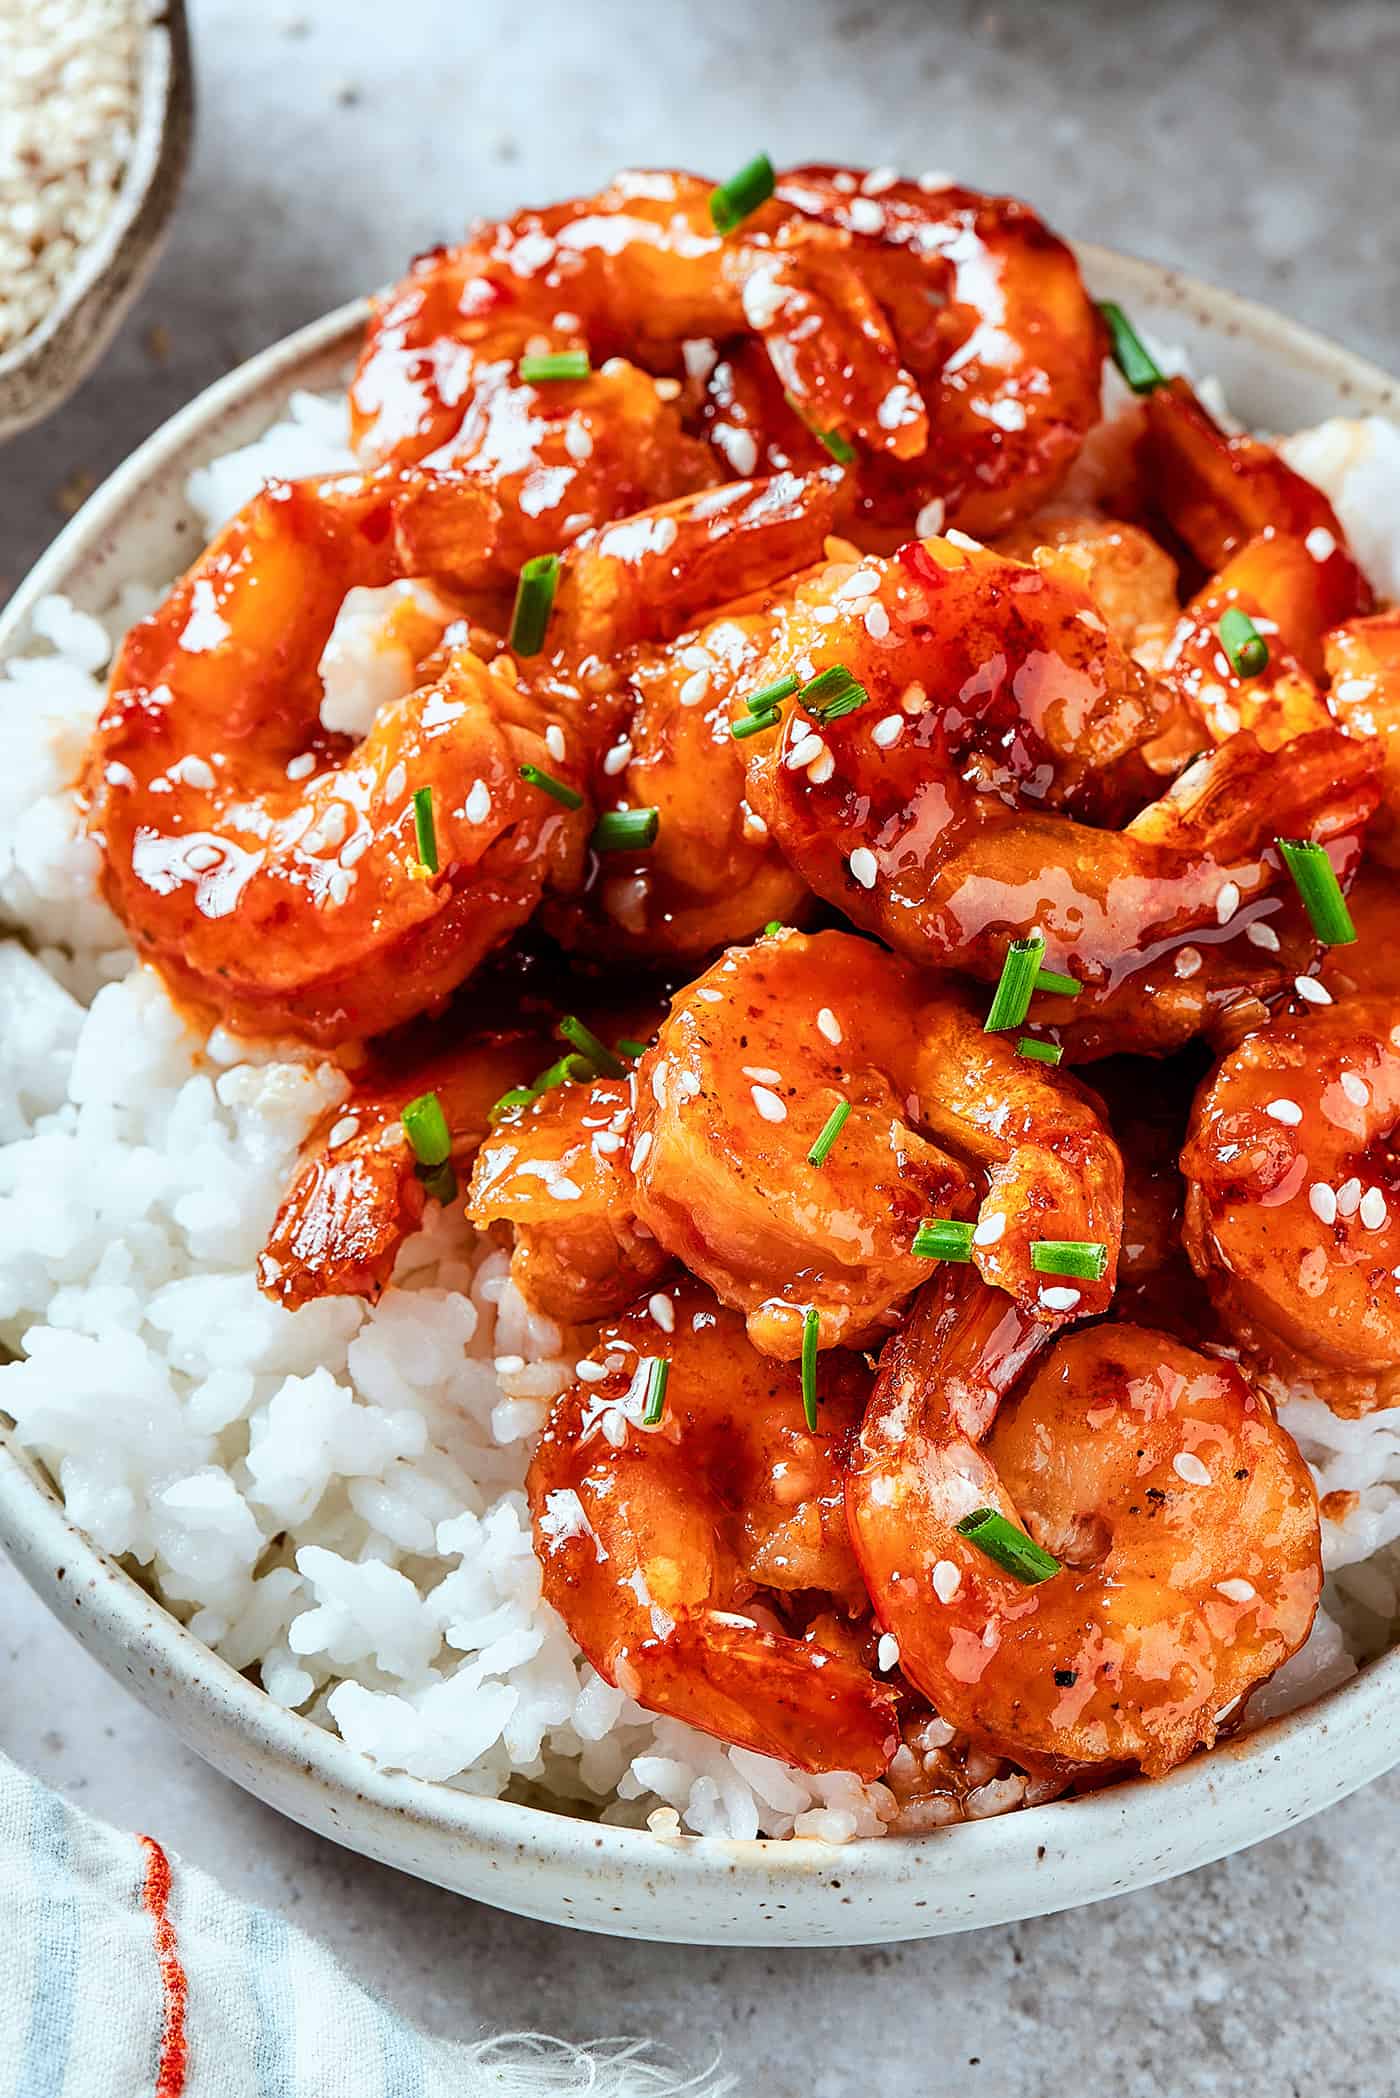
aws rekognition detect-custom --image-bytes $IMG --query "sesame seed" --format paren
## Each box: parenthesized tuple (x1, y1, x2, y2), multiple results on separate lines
(808, 748, 835, 783)
(863, 600, 891, 640)
(1173, 1451, 1212, 1487)
(742, 1065, 783, 1084)
(1039, 1285, 1081, 1312)
(721, 426, 758, 477)
(847, 196, 885, 234)
(1175, 946, 1203, 979)
(1337, 1177, 1363, 1218)
(328, 1116, 359, 1148)
(464, 779, 492, 825)
(1360, 1186, 1388, 1231)
(1216, 1578, 1256, 1603)
(563, 418, 592, 461)
(1310, 1183, 1338, 1225)
(973, 1211, 1006, 1247)
(648, 1292, 676, 1333)
(575, 1359, 607, 1382)
(751, 1084, 788, 1123)
(603, 738, 633, 776)
(931, 1560, 962, 1603)
(286, 752, 316, 781)
(863, 165, 899, 195)
(945, 528, 983, 552)
(787, 731, 826, 770)
(1296, 976, 1332, 1005)
(871, 713, 904, 748)
(1216, 880, 1241, 924)
(915, 498, 945, 538)
(1246, 921, 1281, 952)
(849, 846, 878, 889)
(816, 1007, 843, 1045)
(1265, 1099, 1303, 1125)
(1305, 526, 1337, 561)
(679, 669, 711, 707)
(630, 1131, 652, 1173)
(545, 724, 566, 761)
(877, 1632, 901, 1670)
(901, 680, 928, 714)
(696, 986, 722, 1003)
(1341, 1072, 1370, 1107)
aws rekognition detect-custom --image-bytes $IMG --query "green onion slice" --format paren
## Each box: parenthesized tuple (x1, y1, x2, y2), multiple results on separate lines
(558, 1015, 625, 1078)
(401, 1090, 452, 1168)
(518, 350, 590, 383)
(641, 1355, 671, 1426)
(1034, 967, 1081, 999)
(747, 674, 799, 716)
(615, 1037, 650, 1059)
(984, 936, 1046, 1033)
(801, 664, 869, 725)
(1218, 605, 1270, 679)
(592, 807, 659, 853)
(816, 426, 856, 465)
(1016, 1037, 1063, 1066)
(419, 1161, 458, 1205)
(912, 1217, 975, 1262)
(807, 1099, 851, 1168)
(800, 1306, 820, 1431)
(956, 1507, 1061, 1585)
(1098, 301, 1166, 396)
(730, 709, 781, 742)
(487, 1084, 539, 1123)
(762, 920, 785, 937)
(411, 786, 439, 874)
(1030, 1240, 1108, 1281)
(709, 152, 776, 235)
(1276, 838, 1357, 945)
(509, 552, 561, 657)
(518, 762, 584, 810)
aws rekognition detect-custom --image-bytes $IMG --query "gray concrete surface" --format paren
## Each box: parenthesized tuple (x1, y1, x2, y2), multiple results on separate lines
(4, 0, 1400, 2089)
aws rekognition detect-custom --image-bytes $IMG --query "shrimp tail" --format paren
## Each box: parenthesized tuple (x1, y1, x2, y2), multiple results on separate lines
(1130, 725, 1379, 856)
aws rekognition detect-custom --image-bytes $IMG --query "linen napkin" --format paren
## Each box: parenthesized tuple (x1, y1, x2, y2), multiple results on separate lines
(0, 1751, 730, 2098)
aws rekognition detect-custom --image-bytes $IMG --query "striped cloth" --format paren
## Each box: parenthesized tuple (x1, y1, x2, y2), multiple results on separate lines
(0, 1753, 729, 2098)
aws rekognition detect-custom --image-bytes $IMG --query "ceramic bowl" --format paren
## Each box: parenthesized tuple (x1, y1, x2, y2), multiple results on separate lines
(0, 0, 192, 441)
(2, 249, 1398, 1946)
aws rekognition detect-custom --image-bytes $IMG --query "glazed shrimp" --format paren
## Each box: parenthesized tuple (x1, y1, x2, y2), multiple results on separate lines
(628, 929, 1122, 1358)
(85, 463, 842, 1045)
(992, 510, 1181, 670)
(259, 1019, 551, 1311)
(1326, 611, 1400, 866)
(743, 534, 1378, 1030)
(1182, 997, 1400, 1414)
(527, 1278, 900, 1777)
(466, 1075, 670, 1324)
(846, 1276, 1322, 1776)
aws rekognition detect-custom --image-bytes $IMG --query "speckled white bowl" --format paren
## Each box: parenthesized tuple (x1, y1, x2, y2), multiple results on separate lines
(2, 250, 1398, 1945)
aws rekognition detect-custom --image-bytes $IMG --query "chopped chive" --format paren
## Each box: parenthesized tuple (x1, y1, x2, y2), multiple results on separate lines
(1218, 605, 1270, 679)
(762, 920, 785, 937)
(815, 426, 856, 465)
(956, 1507, 1061, 1585)
(532, 1052, 593, 1092)
(1098, 301, 1166, 396)
(509, 552, 561, 657)
(984, 936, 1046, 1033)
(518, 350, 590, 383)
(800, 1306, 820, 1431)
(518, 762, 584, 810)
(615, 1037, 650, 1059)
(1030, 1240, 1108, 1281)
(1016, 1037, 1063, 1066)
(592, 807, 659, 853)
(1276, 838, 1357, 945)
(912, 1217, 975, 1262)
(487, 1084, 539, 1123)
(801, 664, 869, 724)
(807, 1099, 851, 1168)
(747, 673, 799, 715)
(411, 786, 439, 873)
(730, 708, 781, 741)
(558, 1015, 625, 1077)
(401, 1089, 452, 1168)
(419, 1161, 458, 1205)
(709, 151, 775, 235)
(1034, 967, 1081, 999)
(641, 1355, 671, 1426)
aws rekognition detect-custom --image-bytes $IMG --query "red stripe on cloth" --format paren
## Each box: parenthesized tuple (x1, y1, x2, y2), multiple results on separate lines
(138, 1836, 189, 2098)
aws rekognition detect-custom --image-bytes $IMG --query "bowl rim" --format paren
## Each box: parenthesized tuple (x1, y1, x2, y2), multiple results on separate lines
(2, 239, 1398, 1941)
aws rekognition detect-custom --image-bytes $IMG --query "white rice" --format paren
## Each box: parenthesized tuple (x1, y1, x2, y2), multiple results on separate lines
(1, 381, 1398, 1842)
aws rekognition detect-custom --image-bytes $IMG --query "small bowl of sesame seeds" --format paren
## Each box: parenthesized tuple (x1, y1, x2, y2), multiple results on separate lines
(0, 0, 192, 441)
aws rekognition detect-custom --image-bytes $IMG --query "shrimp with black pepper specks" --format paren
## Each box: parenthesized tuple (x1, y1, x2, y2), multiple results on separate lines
(628, 928, 1122, 1357)
(1182, 996, 1400, 1415)
(527, 1278, 900, 1776)
(846, 1274, 1322, 1775)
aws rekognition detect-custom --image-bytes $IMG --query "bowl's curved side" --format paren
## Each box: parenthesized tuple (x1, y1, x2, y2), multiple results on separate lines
(1, 247, 1398, 1946)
